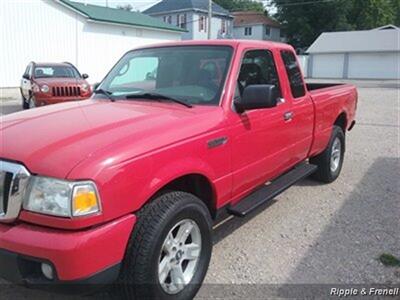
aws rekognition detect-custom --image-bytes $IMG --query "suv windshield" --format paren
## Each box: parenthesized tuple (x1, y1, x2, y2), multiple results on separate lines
(98, 46, 233, 105)
(34, 66, 80, 78)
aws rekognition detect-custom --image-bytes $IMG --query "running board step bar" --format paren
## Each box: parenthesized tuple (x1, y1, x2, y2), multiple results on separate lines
(227, 164, 318, 217)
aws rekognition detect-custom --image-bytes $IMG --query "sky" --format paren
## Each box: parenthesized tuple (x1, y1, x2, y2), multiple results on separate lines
(72, 0, 273, 13)
(73, 0, 162, 11)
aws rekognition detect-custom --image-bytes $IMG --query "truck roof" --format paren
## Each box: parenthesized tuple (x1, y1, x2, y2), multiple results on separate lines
(132, 39, 294, 52)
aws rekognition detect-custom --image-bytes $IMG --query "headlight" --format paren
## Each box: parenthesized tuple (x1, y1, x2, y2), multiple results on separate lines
(81, 83, 89, 92)
(23, 177, 101, 217)
(40, 85, 49, 93)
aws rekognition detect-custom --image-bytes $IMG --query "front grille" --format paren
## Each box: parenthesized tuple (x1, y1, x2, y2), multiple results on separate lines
(0, 161, 30, 223)
(52, 86, 81, 97)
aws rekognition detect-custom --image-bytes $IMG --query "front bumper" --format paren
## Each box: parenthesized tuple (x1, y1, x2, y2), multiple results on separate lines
(0, 248, 121, 294)
(0, 214, 135, 284)
(34, 95, 91, 106)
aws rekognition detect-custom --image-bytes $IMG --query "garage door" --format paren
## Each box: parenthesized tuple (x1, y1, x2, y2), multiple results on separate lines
(348, 52, 400, 79)
(311, 54, 344, 78)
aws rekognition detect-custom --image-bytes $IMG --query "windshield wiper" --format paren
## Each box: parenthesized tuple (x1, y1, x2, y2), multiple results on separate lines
(94, 89, 115, 102)
(125, 92, 192, 108)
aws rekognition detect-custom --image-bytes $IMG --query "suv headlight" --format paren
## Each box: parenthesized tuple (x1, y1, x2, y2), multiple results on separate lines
(81, 83, 89, 92)
(40, 85, 49, 93)
(23, 177, 101, 217)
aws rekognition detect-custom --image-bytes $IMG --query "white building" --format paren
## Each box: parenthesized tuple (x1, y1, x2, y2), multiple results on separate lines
(144, 0, 234, 40)
(232, 11, 282, 42)
(0, 0, 184, 88)
(306, 25, 400, 79)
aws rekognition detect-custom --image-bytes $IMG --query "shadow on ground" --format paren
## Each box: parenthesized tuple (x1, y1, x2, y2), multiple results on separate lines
(275, 156, 400, 297)
(197, 157, 400, 298)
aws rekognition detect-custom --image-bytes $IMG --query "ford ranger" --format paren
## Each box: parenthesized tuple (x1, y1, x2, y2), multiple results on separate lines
(0, 40, 357, 299)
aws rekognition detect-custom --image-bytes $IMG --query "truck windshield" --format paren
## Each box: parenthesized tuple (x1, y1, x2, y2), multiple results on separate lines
(98, 46, 233, 105)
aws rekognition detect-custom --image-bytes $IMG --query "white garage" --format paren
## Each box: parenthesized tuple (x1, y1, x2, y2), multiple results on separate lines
(312, 54, 345, 78)
(307, 25, 400, 79)
(348, 52, 400, 79)
(0, 0, 184, 88)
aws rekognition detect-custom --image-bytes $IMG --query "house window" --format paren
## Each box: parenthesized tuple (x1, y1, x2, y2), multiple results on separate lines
(221, 19, 226, 34)
(166, 16, 172, 24)
(199, 15, 207, 32)
(178, 14, 187, 29)
(244, 27, 252, 36)
(265, 26, 270, 36)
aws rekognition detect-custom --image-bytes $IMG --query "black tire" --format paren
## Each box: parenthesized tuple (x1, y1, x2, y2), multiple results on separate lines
(28, 94, 37, 109)
(21, 90, 29, 109)
(310, 125, 345, 183)
(118, 191, 212, 300)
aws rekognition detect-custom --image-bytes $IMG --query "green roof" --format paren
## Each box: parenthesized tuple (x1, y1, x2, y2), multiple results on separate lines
(59, 0, 186, 33)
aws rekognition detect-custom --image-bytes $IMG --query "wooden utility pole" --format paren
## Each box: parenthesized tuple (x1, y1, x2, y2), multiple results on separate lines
(208, 0, 212, 39)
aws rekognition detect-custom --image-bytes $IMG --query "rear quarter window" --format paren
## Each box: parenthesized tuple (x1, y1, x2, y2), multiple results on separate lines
(280, 51, 306, 98)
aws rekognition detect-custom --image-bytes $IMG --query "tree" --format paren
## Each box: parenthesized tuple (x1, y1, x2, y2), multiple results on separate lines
(117, 4, 133, 11)
(348, 0, 395, 30)
(390, 0, 400, 26)
(272, 0, 353, 49)
(272, 0, 397, 49)
(214, 0, 265, 12)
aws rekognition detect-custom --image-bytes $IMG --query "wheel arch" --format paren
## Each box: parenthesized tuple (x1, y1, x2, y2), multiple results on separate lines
(334, 112, 347, 133)
(150, 173, 217, 219)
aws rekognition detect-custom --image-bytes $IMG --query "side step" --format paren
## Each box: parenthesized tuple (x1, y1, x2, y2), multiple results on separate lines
(227, 164, 317, 217)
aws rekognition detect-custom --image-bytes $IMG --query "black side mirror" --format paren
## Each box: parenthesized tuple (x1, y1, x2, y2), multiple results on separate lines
(22, 74, 29, 79)
(93, 82, 100, 90)
(82, 73, 89, 79)
(234, 84, 278, 113)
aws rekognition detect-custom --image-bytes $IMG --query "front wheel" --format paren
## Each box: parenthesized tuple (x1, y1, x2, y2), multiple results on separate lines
(28, 95, 36, 109)
(118, 191, 212, 300)
(21, 90, 29, 109)
(310, 125, 345, 183)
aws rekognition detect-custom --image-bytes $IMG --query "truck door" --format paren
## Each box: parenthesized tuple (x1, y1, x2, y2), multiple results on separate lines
(279, 50, 314, 165)
(230, 49, 294, 196)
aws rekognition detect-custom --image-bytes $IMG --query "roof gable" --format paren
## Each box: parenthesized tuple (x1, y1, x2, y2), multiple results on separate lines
(307, 25, 400, 53)
(58, 0, 186, 32)
(233, 11, 281, 28)
(144, 0, 231, 17)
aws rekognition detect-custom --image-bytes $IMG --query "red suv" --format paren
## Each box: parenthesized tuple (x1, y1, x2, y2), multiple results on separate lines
(20, 62, 92, 109)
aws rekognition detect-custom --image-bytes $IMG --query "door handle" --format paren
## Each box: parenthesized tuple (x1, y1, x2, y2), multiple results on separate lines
(283, 111, 294, 121)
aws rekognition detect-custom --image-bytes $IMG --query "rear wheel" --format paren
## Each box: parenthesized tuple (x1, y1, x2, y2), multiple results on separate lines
(310, 125, 345, 183)
(118, 191, 212, 300)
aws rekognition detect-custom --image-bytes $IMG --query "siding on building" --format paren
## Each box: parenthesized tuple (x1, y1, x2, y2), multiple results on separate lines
(307, 26, 400, 79)
(233, 24, 280, 41)
(0, 0, 182, 87)
(151, 12, 233, 40)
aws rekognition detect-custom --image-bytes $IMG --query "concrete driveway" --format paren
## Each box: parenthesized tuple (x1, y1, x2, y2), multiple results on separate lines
(0, 81, 399, 299)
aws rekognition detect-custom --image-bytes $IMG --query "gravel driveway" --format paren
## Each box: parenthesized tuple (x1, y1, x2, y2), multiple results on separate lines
(1, 83, 399, 299)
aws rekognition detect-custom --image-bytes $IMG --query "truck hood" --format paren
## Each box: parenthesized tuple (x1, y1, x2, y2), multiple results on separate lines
(0, 99, 223, 178)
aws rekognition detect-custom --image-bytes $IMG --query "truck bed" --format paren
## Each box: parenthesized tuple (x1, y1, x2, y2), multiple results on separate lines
(306, 82, 344, 91)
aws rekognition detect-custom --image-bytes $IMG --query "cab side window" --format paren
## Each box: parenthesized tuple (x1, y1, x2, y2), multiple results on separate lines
(236, 50, 282, 99)
(281, 51, 305, 98)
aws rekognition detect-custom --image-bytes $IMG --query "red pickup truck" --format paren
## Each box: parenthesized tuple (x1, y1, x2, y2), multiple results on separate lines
(0, 40, 356, 299)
